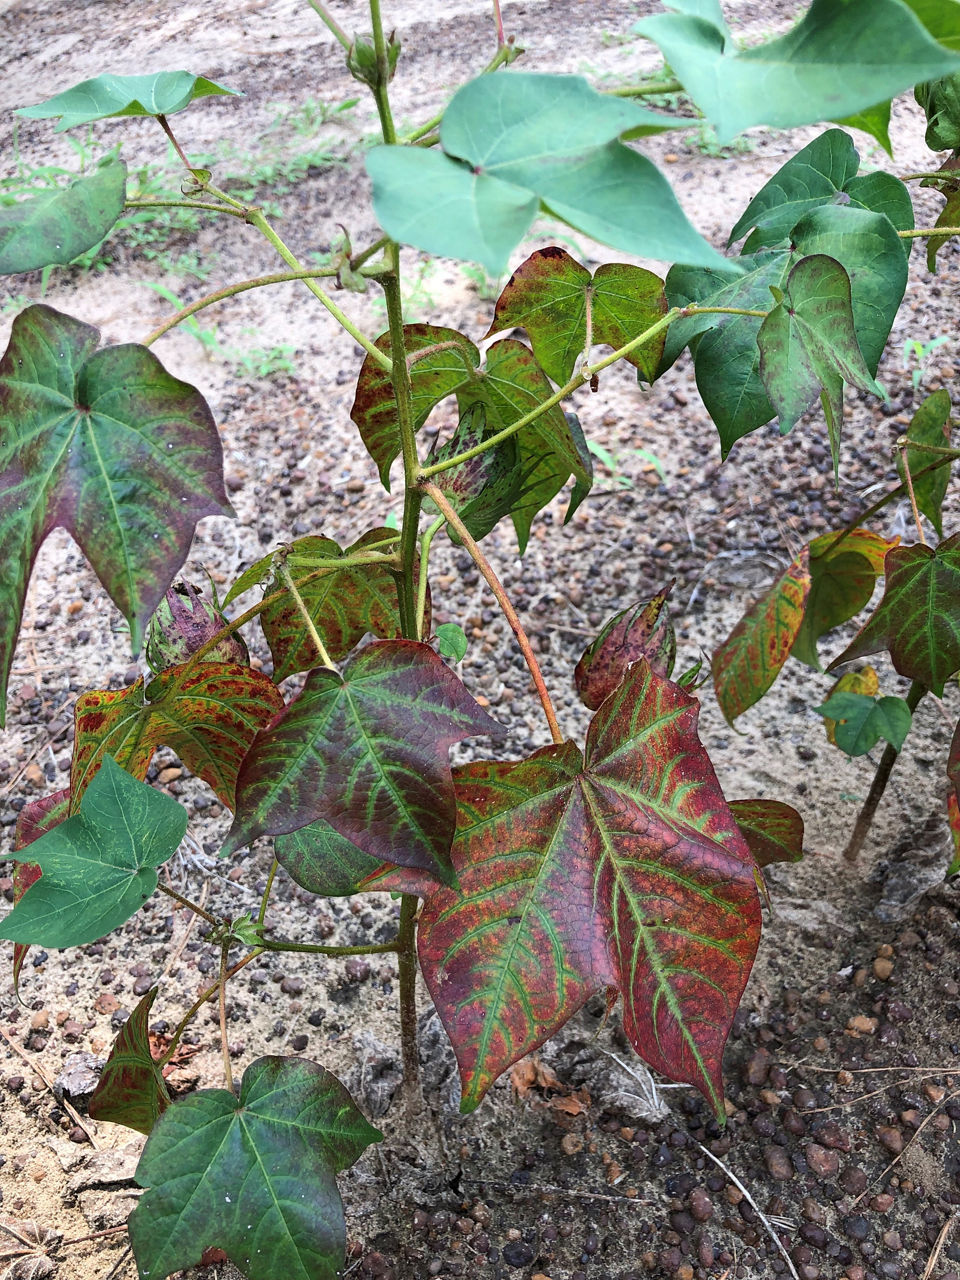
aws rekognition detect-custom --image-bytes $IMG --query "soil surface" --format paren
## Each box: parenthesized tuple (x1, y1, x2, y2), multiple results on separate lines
(1, 2, 959, 1280)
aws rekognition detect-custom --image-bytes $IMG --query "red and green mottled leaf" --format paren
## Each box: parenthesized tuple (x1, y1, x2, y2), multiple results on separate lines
(0, 304, 233, 727)
(830, 534, 960, 695)
(712, 548, 811, 723)
(146, 581, 248, 672)
(821, 666, 879, 745)
(88, 987, 170, 1135)
(71, 663, 283, 809)
(11, 789, 69, 990)
(486, 248, 668, 385)
(412, 661, 761, 1119)
(574, 584, 676, 710)
(350, 325, 480, 488)
(947, 791, 960, 879)
(896, 389, 953, 537)
(275, 820, 382, 897)
(426, 404, 523, 545)
(949, 718, 960, 807)
(223, 640, 505, 885)
(791, 529, 897, 670)
(728, 799, 804, 868)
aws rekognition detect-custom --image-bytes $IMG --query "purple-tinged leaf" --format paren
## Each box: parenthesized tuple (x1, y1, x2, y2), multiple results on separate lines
(88, 987, 170, 1135)
(574, 584, 675, 710)
(11, 789, 69, 991)
(728, 799, 804, 868)
(146, 581, 248, 672)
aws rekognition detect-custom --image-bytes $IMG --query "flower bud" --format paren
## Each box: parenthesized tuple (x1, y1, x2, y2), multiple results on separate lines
(145, 582, 248, 672)
(347, 31, 401, 89)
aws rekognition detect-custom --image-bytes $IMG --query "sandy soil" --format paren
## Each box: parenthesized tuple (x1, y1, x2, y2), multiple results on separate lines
(1, 2, 959, 1279)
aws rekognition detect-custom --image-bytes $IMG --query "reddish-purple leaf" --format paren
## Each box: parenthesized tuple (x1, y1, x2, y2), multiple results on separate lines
(728, 799, 804, 867)
(11, 788, 69, 990)
(0, 304, 234, 727)
(71, 663, 284, 809)
(88, 987, 170, 1135)
(574, 584, 675, 710)
(224, 640, 505, 885)
(487, 248, 668, 385)
(414, 661, 761, 1119)
(830, 534, 960, 694)
(949, 719, 960, 809)
(145, 581, 248, 671)
(948, 791, 960, 879)
(712, 548, 811, 723)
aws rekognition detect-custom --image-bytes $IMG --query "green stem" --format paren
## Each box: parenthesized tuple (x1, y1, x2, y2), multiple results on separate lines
(257, 859, 280, 927)
(155, 114, 195, 171)
(397, 43, 518, 144)
(899, 226, 960, 238)
(140, 268, 341, 346)
(843, 681, 927, 862)
(219, 939, 234, 1092)
(350, 234, 390, 271)
(416, 515, 445, 638)
(396, 894, 421, 1112)
(157, 949, 263, 1067)
(275, 561, 335, 668)
(247, 209, 391, 370)
(125, 198, 248, 219)
(370, 0, 398, 144)
(421, 481, 564, 745)
(306, 0, 351, 47)
(158, 882, 220, 925)
(257, 936, 400, 956)
(609, 78, 683, 97)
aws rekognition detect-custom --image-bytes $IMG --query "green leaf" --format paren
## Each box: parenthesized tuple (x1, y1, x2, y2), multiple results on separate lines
(368, 73, 726, 275)
(0, 756, 186, 948)
(88, 987, 170, 1135)
(728, 799, 804, 867)
(728, 130, 912, 251)
(757, 254, 884, 474)
(408, 662, 761, 1120)
(486, 248, 668, 385)
(574, 586, 676, 710)
(0, 305, 233, 728)
(17, 71, 241, 132)
(927, 188, 960, 271)
(820, 665, 879, 743)
(712, 548, 811, 723)
(635, 0, 960, 144)
(435, 622, 469, 663)
(11, 789, 69, 991)
(901, 0, 960, 51)
(917, 71, 960, 149)
(834, 102, 893, 156)
(814, 691, 913, 756)
(275, 821, 382, 898)
(791, 530, 896, 669)
(0, 158, 126, 275)
(70, 663, 284, 810)
(128, 1056, 380, 1280)
(224, 640, 504, 886)
(830, 535, 960, 694)
(896, 389, 953, 536)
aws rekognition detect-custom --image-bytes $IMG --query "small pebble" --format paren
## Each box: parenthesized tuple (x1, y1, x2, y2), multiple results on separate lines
(764, 1146, 794, 1181)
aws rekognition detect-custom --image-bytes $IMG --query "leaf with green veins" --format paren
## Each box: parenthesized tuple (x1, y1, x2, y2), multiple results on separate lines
(254, 530, 406, 681)
(88, 987, 170, 1135)
(11, 789, 69, 991)
(350, 325, 481, 489)
(901, 0, 960, 50)
(0, 305, 233, 729)
(728, 799, 804, 868)
(712, 548, 811, 724)
(896, 390, 953, 536)
(224, 640, 505, 886)
(791, 530, 897, 670)
(814, 691, 913, 756)
(425, 404, 523, 545)
(834, 102, 893, 156)
(574, 585, 676, 711)
(405, 661, 761, 1119)
(948, 791, 960, 879)
(728, 130, 912, 251)
(128, 1056, 381, 1280)
(275, 821, 383, 897)
(0, 756, 186, 948)
(0, 158, 126, 275)
(634, 0, 960, 144)
(70, 663, 284, 810)
(17, 71, 241, 132)
(830, 535, 960, 694)
(486, 249, 668, 385)
(917, 72, 960, 150)
(757, 254, 884, 473)
(435, 622, 469, 664)
(821, 665, 879, 744)
(368, 73, 725, 275)
(928, 189, 960, 272)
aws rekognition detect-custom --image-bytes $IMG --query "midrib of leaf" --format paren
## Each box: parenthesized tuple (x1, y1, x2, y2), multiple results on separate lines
(82, 418, 135, 618)
(238, 1116, 320, 1280)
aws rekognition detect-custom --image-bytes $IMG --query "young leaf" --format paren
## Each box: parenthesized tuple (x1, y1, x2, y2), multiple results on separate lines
(634, 0, 960, 144)
(896, 389, 952, 536)
(0, 158, 126, 275)
(435, 622, 469, 663)
(0, 757, 186, 948)
(413, 661, 761, 1119)
(71, 663, 284, 809)
(820, 665, 879, 744)
(712, 549, 811, 724)
(88, 987, 170, 1135)
(728, 799, 804, 868)
(224, 640, 505, 885)
(757, 254, 883, 473)
(830, 535, 960, 694)
(17, 71, 241, 131)
(128, 1056, 381, 1280)
(425, 404, 523, 545)
(275, 820, 382, 898)
(574, 585, 676, 711)
(0, 305, 233, 728)
(917, 71, 960, 150)
(928, 189, 960, 271)
(486, 248, 669, 385)
(146, 581, 248, 671)
(11, 789, 69, 990)
(368, 73, 726, 274)
(791, 530, 896, 670)
(814, 691, 913, 756)
(833, 102, 893, 158)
